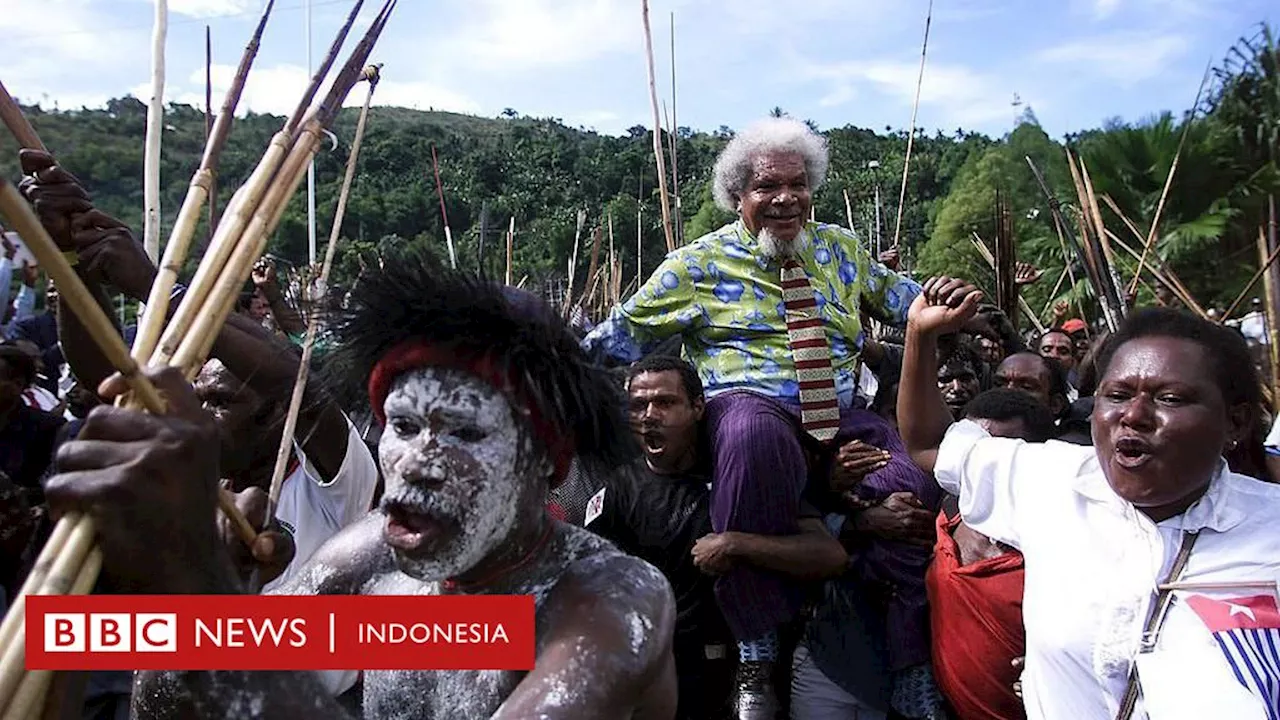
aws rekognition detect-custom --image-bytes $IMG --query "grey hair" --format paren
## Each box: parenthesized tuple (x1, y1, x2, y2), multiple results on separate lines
(712, 117, 830, 213)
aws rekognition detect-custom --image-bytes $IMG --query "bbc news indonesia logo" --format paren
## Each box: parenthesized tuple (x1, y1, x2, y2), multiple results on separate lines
(26, 595, 535, 671)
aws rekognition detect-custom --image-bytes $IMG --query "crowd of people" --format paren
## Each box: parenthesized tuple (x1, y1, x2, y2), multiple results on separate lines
(1, 118, 1278, 720)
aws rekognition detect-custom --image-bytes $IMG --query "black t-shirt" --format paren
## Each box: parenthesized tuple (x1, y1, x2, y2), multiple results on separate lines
(585, 461, 732, 650)
(0, 404, 66, 491)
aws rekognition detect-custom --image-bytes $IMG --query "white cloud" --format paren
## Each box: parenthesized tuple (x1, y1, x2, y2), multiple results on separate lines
(167, 0, 256, 19)
(804, 60, 1021, 127)
(0, 0, 124, 65)
(1037, 33, 1189, 85)
(434, 0, 640, 72)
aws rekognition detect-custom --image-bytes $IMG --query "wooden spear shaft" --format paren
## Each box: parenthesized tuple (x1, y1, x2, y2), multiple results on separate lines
(269, 68, 379, 510)
(133, 0, 274, 366)
(430, 143, 457, 268)
(641, 0, 675, 253)
(143, 0, 168, 263)
(890, 0, 932, 250)
(668, 12, 681, 246)
(206, 24, 217, 240)
(1100, 194, 1203, 313)
(505, 216, 515, 286)
(1222, 230, 1280, 322)
(969, 233, 1045, 333)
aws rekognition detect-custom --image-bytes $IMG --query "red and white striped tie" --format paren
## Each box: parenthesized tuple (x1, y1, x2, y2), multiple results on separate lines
(781, 258, 840, 443)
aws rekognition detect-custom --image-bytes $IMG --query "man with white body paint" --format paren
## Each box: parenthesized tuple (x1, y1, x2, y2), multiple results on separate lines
(46, 250, 679, 719)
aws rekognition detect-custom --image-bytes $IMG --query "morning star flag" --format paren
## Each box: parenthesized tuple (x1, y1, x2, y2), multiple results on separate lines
(1184, 594, 1280, 720)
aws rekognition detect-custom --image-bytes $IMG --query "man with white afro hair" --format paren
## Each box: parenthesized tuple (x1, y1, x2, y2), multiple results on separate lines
(585, 116, 929, 718)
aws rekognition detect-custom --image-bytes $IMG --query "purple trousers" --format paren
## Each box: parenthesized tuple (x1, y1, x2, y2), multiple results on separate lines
(706, 390, 939, 665)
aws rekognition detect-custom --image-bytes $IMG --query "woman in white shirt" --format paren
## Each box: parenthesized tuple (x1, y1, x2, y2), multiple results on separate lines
(898, 277, 1280, 720)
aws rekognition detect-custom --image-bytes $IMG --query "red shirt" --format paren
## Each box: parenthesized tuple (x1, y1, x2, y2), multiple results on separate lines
(926, 512, 1026, 720)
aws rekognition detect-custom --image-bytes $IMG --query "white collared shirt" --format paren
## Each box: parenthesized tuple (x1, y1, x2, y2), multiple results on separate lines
(264, 417, 379, 594)
(936, 420, 1280, 720)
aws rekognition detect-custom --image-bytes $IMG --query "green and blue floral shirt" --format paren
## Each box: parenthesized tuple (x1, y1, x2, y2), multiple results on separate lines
(583, 220, 922, 409)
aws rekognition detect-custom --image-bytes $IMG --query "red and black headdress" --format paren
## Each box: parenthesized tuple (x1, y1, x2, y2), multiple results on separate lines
(321, 247, 636, 486)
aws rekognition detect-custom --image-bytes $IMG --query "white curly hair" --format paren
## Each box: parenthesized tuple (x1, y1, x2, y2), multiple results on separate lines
(712, 117, 830, 213)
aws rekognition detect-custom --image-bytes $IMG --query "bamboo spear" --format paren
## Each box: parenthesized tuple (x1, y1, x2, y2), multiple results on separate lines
(890, 0, 932, 250)
(0, 183, 169, 711)
(0, 6, 396, 710)
(1077, 157, 1127, 314)
(269, 66, 380, 511)
(664, 101, 681, 246)
(149, 0, 372, 370)
(285, 0, 367, 137)
(641, 0, 675, 253)
(1041, 266, 1070, 317)
(143, 0, 168, 263)
(969, 232, 1046, 333)
(1064, 151, 1125, 329)
(843, 188, 855, 231)
(563, 209, 585, 318)
(668, 11, 682, 246)
(183, 18, 392, 374)
(1221, 229, 1280, 322)
(1099, 194, 1203, 313)
(1104, 229, 1206, 317)
(430, 143, 458, 268)
(586, 222, 602, 301)
(206, 24, 218, 239)
(1027, 155, 1110, 330)
(505, 216, 515, 286)
(133, 0, 275, 367)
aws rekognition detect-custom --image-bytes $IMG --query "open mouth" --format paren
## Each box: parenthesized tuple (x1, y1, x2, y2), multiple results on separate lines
(382, 499, 453, 552)
(641, 430, 666, 455)
(1114, 436, 1155, 469)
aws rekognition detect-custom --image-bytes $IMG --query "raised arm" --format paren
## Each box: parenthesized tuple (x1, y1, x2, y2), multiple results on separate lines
(898, 277, 983, 473)
(16, 150, 349, 480)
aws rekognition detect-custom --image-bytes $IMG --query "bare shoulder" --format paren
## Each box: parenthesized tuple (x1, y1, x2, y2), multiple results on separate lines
(551, 535, 676, 674)
(269, 512, 394, 596)
(553, 524, 674, 622)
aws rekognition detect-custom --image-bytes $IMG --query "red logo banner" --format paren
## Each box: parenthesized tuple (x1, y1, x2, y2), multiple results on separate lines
(26, 595, 536, 671)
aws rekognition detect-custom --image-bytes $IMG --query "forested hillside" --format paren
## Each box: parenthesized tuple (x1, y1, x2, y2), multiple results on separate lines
(1, 24, 1275, 324)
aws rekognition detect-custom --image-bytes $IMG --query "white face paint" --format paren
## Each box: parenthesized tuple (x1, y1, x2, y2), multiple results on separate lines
(758, 226, 810, 261)
(377, 366, 534, 581)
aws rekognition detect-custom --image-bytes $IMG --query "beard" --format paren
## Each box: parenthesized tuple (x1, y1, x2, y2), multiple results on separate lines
(758, 226, 810, 261)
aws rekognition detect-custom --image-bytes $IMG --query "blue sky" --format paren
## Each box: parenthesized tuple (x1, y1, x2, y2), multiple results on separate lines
(3, 0, 1276, 141)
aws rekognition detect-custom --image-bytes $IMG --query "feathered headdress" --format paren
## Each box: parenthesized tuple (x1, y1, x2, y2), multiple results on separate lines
(321, 247, 636, 486)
